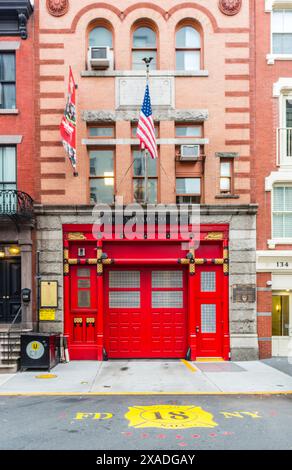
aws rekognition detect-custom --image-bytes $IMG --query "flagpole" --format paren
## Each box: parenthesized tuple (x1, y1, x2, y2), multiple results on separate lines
(142, 57, 153, 204)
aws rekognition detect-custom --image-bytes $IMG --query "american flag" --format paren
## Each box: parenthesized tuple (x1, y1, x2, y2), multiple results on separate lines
(137, 83, 158, 159)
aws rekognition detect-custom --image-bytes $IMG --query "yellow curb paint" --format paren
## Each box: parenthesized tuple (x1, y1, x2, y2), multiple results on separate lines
(195, 358, 224, 362)
(0, 391, 292, 396)
(35, 374, 57, 380)
(181, 359, 198, 372)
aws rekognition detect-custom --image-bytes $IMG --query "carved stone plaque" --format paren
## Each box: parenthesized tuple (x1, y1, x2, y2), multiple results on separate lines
(116, 77, 174, 109)
(233, 285, 256, 303)
(46, 0, 69, 17)
(219, 0, 242, 16)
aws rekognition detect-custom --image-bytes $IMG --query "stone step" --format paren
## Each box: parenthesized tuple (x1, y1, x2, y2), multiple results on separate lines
(0, 363, 18, 374)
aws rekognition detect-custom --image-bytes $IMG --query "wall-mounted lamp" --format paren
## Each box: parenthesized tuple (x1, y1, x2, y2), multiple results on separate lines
(0, 247, 5, 259)
(8, 246, 21, 256)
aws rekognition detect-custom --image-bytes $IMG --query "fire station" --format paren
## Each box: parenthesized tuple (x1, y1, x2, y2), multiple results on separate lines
(34, 204, 258, 362)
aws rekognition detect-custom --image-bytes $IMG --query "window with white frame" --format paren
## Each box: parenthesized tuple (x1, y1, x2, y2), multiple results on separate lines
(176, 26, 201, 71)
(0, 52, 16, 109)
(273, 185, 292, 238)
(272, 9, 292, 54)
(132, 27, 157, 70)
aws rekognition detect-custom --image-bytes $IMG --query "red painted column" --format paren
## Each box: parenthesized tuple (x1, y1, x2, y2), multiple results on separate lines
(63, 237, 70, 351)
(188, 272, 197, 360)
(96, 240, 104, 360)
(222, 239, 230, 360)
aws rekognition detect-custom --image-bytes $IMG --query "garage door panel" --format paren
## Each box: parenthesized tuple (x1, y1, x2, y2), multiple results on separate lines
(105, 268, 187, 358)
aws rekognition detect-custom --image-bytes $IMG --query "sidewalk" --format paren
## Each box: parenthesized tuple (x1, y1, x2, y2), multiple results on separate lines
(0, 359, 292, 395)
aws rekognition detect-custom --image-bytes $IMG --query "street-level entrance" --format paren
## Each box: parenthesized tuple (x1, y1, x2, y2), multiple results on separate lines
(0, 258, 21, 324)
(104, 267, 187, 359)
(194, 265, 224, 358)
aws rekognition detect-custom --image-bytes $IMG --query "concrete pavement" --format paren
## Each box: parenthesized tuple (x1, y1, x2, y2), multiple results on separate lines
(0, 359, 292, 394)
(0, 394, 292, 450)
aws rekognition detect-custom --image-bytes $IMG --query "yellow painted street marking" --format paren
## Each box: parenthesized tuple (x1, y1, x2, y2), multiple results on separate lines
(35, 374, 57, 379)
(125, 405, 218, 429)
(196, 358, 224, 362)
(220, 411, 261, 419)
(181, 359, 197, 372)
(74, 412, 113, 420)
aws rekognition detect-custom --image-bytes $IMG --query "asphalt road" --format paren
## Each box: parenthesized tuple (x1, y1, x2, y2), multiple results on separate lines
(0, 394, 291, 450)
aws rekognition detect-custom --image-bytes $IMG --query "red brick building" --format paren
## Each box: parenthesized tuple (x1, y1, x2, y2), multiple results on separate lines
(255, 0, 292, 358)
(0, 0, 36, 369)
(33, 0, 259, 362)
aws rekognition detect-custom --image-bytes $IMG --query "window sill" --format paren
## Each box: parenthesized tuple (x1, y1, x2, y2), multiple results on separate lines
(0, 109, 19, 115)
(215, 194, 239, 199)
(268, 239, 292, 248)
(266, 53, 292, 64)
(81, 70, 209, 78)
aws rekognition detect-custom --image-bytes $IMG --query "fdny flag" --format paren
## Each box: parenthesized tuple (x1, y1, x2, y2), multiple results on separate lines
(137, 83, 158, 159)
(60, 67, 77, 170)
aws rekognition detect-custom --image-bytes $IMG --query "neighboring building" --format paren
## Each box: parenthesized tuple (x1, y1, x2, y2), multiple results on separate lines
(255, 0, 292, 358)
(35, 0, 258, 361)
(0, 0, 35, 370)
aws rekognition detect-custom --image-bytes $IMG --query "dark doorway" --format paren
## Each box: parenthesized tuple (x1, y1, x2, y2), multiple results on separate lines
(0, 258, 21, 323)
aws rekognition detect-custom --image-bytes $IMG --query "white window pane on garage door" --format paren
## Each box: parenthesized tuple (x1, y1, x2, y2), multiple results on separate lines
(152, 271, 183, 288)
(152, 291, 183, 308)
(109, 291, 140, 308)
(109, 271, 140, 288)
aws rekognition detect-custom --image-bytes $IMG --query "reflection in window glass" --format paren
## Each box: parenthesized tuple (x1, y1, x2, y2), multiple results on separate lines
(132, 27, 157, 70)
(175, 126, 202, 137)
(176, 178, 201, 195)
(89, 27, 112, 47)
(78, 290, 90, 308)
(88, 127, 114, 137)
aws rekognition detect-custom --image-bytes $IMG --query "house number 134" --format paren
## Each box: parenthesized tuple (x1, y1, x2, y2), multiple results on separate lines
(277, 262, 289, 268)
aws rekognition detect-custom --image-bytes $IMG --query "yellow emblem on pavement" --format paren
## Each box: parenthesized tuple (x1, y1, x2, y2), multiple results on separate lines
(125, 405, 218, 429)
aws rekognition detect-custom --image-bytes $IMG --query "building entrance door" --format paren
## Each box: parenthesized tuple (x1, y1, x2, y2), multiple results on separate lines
(194, 266, 224, 358)
(272, 293, 292, 356)
(0, 258, 21, 324)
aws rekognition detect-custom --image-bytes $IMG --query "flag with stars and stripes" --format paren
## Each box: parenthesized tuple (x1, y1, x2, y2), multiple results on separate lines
(137, 83, 158, 159)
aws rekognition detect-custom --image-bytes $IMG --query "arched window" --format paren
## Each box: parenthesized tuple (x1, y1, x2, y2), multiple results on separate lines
(89, 26, 112, 48)
(132, 27, 157, 70)
(176, 26, 201, 71)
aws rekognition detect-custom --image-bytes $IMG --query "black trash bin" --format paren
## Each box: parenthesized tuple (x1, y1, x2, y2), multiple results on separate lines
(20, 333, 60, 371)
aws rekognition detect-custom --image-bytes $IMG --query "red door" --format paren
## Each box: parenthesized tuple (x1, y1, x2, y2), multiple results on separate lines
(104, 267, 187, 358)
(68, 265, 98, 359)
(195, 266, 224, 358)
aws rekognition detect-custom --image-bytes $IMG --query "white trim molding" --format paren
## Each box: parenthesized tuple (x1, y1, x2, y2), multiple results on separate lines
(265, 170, 292, 191)
(265, 0, 292, 12)
(82, 138, 209, 146)
(265, 2, 292, 64)
(0, 135, 22, 144)
(257, 250, 292, 272)
(273, 77, 292, 97)
(0, 41, 20, 51)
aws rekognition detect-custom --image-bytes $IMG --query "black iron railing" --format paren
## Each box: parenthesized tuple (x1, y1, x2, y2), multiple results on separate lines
(0, 190, 34, 219)
(0, 306, 22, 366)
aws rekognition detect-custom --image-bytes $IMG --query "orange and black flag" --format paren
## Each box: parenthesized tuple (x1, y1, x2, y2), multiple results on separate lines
(60, 67, 77, 173)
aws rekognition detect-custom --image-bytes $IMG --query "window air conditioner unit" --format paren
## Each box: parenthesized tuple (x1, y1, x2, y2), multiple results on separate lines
(179, 144, 200, 161)
(88, 46, 112, 70)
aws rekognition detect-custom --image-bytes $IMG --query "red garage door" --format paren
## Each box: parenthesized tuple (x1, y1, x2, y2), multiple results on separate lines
(104, 267, 187, 358)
